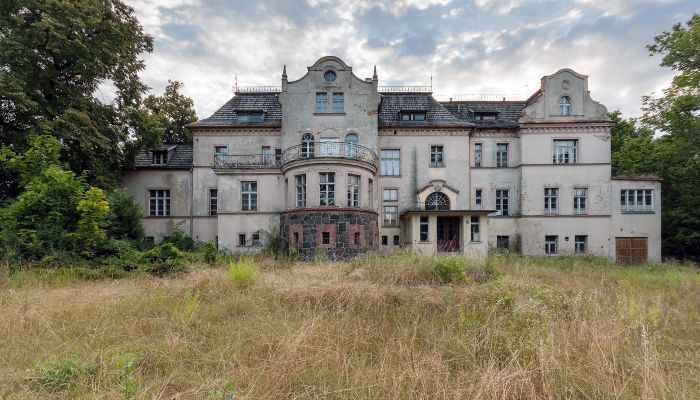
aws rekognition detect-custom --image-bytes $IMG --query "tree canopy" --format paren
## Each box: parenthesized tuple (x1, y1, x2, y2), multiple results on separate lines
(143, 80, 198, 143)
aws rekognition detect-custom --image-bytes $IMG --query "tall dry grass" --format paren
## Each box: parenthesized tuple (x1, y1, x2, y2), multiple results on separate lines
(0, 254, 699, 399)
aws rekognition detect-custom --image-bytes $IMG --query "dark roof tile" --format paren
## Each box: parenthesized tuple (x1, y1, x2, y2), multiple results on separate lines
(189, 92, 282, 127)
(132, 143, 193, 169)
(442, 101, 525, 128)
(379, 93, 473, 128)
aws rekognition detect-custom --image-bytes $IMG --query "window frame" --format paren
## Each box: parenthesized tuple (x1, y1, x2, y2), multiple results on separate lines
(474, 143, 482, 168)
(319, 172, 335, 206)
(574, 187, 588, 215)
(552, 139, 578, 164)
(209, 188, 218, 216)
(400, 112, 427, 121)
(151, 150, 167, 165)
(575, 235, 587, 254)
(347, 174, 360, 207)
(496, 143, 509, 168)
(380, 148, 401, 176)
(470, 216, 480, 242)
(430, 145, 444, 167)
(383, 205, 399, 227)
(295, 174, 307, 208)
(148, 189, 170, 216)
(560, 96, 572, 116)
(382, 188, 399, 202)
(419, 216, 429, 242)
(241, 181, 258, 211)
(332, 92, 344, 113)
(495, 189, 509, 216)
(545, 235, 558, 254)
(315, 92, 328, 113)
(544, 187, 559, 215)
(620, 189, 654, 212)
(475, 188, 483, 209)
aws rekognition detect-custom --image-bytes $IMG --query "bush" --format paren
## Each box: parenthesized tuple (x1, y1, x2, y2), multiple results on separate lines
(433, 257, 467, 284)
(161, 229, 196, 251)
(141, 243, 187, 275)
(106, 188, 144, 241)
(33, 357, 90, 391)
(100, 239, 142, 271)
(226, 259, 258, 288)
(202, 240, 219, 265)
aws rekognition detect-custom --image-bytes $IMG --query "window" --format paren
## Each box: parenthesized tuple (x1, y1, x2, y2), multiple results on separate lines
(322, 231, 330, 245)
(152, 150, 166, 165)
(332, 92, 344, 113)
(560, 96, 572, 116)
(237, 112, 264, 123)
(496, 143, 508, 167)
(393, 235, 400, 246)
(400, 112, 426, 121)
(238, 234, 246, 246)
(497, 236, 509, 249)
(292, 232, 299, 246)
(383, 188, 398, 202)
(621, 189, 654, 212)
(474, 143, 482, 167)
(319, 172, 335, 206)
(295, 174, 306, 207)
(252, 233, 261, 246)
(574, 188, 587, 214)
(368, 179, 373, 206)
(345, 133, 358, 157)
(380, 149, 400, 176)
(545, 235, 558, 254)
(209, 189, 218, 216)
(215, 146, 228, 158)
(575, 235, 587, 253)
(475, 189, 483, 209)
(353, 232, 361, 246)
(315, 92, 328, 112)
(496, 190, 509, 216)
(382, 236, 388, 245)
(301, 133, 314, 158)
(419, 216, 429, 242)
(262, 146, 271, 165)
(475, 112, 498, 121)
(430, 146, 444, 167)
(383, 205, 398, 227)
(470, 216, 480, 242)
(241, 181, 257, 211)
(553, 139, 578, 164)
(347, 174, 360, 207)
(149, 189, 170, 216)
(425, 192, 450, 211)
(324, 70, 336, 83)
(544, 188, 558, 214)
(274, 148, 282, 166)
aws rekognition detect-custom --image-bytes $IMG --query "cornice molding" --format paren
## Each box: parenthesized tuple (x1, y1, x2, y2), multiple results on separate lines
(193, 129, 282, 136)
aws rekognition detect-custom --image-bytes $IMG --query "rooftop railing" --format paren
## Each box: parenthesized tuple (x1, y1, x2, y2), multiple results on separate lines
(378, 85, 432, 93)
(235, 86, 282, 93)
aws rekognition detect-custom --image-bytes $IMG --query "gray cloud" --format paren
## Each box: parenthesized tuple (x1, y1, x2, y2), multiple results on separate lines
(125, 0, 697, 119)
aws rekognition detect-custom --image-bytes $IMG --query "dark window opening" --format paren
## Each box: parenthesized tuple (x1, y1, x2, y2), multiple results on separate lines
(354, 232, 361, 246)
(322, 231, 331, 245)
(393, 235, 400, 246)
(252, 233, 260, 246)
(419, 216, 429, 242)
(474, 112, 498, 121)
(238, 234, 246, 246)
(497, 236, 509, 249)
(400, 112, 426, 121)
(381, 235, 388, 245)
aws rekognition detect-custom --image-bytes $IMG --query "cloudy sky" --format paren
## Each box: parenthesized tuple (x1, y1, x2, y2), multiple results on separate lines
(125, 0, 697, 120)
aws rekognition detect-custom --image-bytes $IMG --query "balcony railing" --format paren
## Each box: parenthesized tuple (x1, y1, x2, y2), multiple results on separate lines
(281, 141, 377, 169)
(215, 154, 282, 169)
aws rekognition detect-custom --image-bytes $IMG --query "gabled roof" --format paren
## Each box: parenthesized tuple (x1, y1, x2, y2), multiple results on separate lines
(378, 93, 473, 128)
(132, 143, 193, 169)
(442, 101, 525, 129)
(188, 92, 282, 128)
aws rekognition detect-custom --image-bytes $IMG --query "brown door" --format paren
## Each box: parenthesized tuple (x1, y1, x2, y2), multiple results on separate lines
(616, 237, 648, 264)
(437, 217, 460, 252)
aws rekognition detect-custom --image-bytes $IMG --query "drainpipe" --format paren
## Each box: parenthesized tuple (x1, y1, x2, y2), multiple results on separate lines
(189, 166, 194, 238)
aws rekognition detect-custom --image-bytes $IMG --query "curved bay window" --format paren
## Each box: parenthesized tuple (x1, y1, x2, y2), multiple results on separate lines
(301, 133, 314, 158)
(344, 133, 358, 158)
(560, 96, 572, 116)
(425, 192, 450, 211)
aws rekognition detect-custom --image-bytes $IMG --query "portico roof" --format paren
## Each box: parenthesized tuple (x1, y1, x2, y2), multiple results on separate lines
(400, 209, 496, 217)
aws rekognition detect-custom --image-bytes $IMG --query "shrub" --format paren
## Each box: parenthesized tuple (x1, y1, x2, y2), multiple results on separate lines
(433, 257, 467, 283)
(202, 240, 219, 265)
(226, 259, 258, 288)
(69, 187, 110, 258)
(106, 188, 144, 241)
(141, 243, 186, 275)
(33, 357, 89, 391)
(161, 229, 196, 251)
(100, 239, 142, 271)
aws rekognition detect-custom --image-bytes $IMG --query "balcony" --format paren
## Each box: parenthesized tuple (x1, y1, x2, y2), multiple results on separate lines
(215, 154, 281, 169)
(281, 141, 377, 170)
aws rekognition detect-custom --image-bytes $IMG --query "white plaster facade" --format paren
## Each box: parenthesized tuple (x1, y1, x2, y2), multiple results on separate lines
(123, 57, 661, 262)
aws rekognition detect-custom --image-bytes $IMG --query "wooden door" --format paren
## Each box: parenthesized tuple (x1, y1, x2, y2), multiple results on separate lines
(616, 237, 648, 264)
(437, 217, 460, 252)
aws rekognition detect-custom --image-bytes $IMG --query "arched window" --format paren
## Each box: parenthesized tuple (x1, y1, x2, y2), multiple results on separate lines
(425, 192, 450, 210)
(560, 96, 572, 116)
(344, 133, 358, 158)
(301, 133, 314, 158)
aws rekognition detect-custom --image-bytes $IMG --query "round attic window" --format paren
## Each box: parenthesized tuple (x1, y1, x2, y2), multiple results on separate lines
(324, 70, 337, 83)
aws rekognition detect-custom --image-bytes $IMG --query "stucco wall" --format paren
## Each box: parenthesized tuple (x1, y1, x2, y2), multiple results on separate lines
(611, 179, 662, 262)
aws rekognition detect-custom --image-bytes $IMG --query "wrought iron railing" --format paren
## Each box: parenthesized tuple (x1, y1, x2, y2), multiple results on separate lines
(281, 141, 377, 168)
(215, 154, 282, 169)
(379, 85, 432, 93)
(235, 85, 282, 93)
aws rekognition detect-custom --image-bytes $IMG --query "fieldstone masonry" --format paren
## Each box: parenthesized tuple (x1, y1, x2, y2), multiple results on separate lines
(281, 208, 378, 260)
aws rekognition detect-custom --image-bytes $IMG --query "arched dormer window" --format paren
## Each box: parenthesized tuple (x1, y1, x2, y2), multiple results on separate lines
(425, 192, 450, 211)
(344, 132, 358, 158)
(301, 133, 314, 158)
(560, 96, 572, 116)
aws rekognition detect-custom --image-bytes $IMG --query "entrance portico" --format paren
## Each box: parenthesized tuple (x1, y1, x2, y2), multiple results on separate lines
(401, 210, 493, 259)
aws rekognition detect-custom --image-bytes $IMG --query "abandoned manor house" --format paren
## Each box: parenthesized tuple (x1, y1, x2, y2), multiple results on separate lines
(123, 56, 662, 263)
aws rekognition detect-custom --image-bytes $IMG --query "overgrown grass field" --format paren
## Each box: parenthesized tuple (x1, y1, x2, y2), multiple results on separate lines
(1, 253, 699, 399)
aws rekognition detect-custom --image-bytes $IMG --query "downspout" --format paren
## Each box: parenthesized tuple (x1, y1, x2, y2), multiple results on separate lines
(189, 166, 194, 238)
